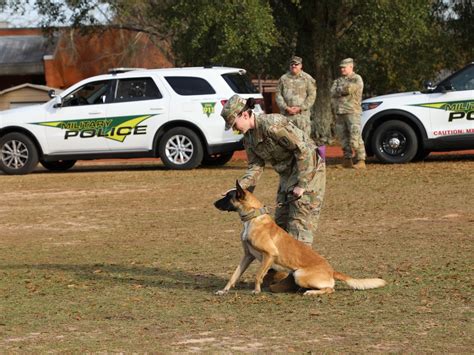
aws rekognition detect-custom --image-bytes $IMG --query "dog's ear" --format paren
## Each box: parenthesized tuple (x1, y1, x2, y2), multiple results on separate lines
(236, 180, 245, 200)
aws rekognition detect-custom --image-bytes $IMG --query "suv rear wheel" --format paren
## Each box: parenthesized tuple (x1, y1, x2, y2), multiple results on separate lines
(159, 127, 203, 169)
(0, 132, 39, 175)
(372, 120, 418, 163)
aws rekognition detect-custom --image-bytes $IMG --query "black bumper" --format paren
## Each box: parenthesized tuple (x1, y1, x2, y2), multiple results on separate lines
(207, 140, 244, 154)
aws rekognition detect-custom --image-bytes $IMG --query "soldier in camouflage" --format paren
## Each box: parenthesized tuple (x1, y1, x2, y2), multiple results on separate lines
(275, 56, 317, 138)
(221, 94, 326, 292)
(331, 58, 366, 169)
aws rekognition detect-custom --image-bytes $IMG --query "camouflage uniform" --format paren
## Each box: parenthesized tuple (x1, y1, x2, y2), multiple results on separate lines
(331, 60, 366, 161)
(275, 62, 317, 137)
(238, 113, 325, 246)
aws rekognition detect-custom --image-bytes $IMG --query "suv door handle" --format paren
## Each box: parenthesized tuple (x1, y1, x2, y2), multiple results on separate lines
(88, 111, 102, 115)
(150, 108, 163, 111)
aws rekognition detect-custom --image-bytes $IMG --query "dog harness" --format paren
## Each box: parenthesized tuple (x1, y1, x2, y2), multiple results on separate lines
(239, 207, 270, 222)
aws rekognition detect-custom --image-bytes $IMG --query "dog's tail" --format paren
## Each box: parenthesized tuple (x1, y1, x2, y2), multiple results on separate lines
(333, 271, 386, 290)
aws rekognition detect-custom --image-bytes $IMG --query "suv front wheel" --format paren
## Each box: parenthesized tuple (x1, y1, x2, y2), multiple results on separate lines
(0, 132, 39, 175)
(158, 127, 204, 169)
(372, 120, 418, 163)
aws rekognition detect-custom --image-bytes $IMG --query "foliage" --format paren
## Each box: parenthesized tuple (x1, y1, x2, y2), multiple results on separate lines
(2, 0, 472, 93)
(433, 0, 474, 70)
(167, 0, 278, 75)
(336, 0, 442, 95)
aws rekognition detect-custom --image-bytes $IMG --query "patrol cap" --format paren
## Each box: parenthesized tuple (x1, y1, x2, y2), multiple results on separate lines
(221, 94, 247, 130)
(339, 58, 354, 67)
(290, 56, 303, 65)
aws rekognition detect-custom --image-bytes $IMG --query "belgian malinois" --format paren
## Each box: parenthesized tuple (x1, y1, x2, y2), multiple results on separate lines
(214, 181, 386, 296)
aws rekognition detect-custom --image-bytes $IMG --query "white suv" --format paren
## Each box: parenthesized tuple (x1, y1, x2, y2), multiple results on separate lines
(361, 62, 474, 163)
(0, 67, 263, 174)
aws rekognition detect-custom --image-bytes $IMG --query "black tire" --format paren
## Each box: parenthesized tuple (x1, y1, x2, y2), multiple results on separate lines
(0, 132, 39, 175)
(413, 149, 431, 162)
(371, 120, 418, 163)
(158, 127, 203, 169)
(201, 152, 234, 166)
(40, 160, 77, 171)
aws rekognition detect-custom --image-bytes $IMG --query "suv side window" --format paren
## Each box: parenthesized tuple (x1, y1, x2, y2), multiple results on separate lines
(114, 77, 162, 102)
(63, 80, 111, 107)
(222, 73, 259, 94)
(165, 76, 216, 95)
(449, 65, 474, 91)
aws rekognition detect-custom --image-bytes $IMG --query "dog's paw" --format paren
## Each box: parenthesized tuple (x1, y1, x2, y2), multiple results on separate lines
(251, 290, 261, 295)
(215, 289, 228, 296)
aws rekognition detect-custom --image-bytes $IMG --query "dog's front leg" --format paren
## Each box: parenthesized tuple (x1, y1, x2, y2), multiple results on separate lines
(215, 253, 255, 295)
(253, 254, 274, 294)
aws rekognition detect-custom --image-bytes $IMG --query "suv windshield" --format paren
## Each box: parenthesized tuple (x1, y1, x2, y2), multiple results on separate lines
(441, 64, 474, 91)
(222, 73, 259, 94)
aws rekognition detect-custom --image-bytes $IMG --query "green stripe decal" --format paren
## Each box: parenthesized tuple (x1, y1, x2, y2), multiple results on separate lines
(32, 114, 156, 142)
(412, 100, 474, 113)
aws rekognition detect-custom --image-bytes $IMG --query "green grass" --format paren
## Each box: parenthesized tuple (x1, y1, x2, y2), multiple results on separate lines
(0, 156, 473, 352)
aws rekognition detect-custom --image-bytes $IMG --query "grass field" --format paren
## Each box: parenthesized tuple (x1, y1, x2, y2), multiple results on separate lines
(0, 155, 473, 352)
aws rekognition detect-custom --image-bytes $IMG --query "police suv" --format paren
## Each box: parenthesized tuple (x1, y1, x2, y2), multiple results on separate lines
(361, 62, 474, 163)
(0, 67, 263, 175)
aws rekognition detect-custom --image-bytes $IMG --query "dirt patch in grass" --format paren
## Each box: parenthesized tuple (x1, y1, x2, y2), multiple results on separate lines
(0, 154, 472, 352)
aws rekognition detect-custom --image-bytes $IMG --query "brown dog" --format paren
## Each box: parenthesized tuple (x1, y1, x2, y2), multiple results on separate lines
(214, 181, 387, 296)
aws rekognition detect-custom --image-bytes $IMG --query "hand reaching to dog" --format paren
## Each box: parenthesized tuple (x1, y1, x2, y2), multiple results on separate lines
(292, 186, 305, 198)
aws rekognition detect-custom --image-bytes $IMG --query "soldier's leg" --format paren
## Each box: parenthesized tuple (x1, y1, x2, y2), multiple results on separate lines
(286, 165, 326, 246)
(300, 114, 312, 138)
(289, 114, 311, 137)
(274, 179, 290, 233)
(335, 114, 352, 159)
(348, 114, 366, 161)
(266, 178, 291, 289)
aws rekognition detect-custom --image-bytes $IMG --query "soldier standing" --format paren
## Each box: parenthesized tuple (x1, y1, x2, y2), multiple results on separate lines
(331, 58, 366, 169)
(275, 56, 317, 138)
(221, 94, 326, 292)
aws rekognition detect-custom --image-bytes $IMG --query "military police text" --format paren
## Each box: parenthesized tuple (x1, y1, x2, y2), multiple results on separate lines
(64, 125, 147, 139)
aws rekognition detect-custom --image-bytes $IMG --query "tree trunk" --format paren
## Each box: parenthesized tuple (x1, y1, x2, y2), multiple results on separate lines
(312, 61, 334, 145)
(296, 0, 339, 146)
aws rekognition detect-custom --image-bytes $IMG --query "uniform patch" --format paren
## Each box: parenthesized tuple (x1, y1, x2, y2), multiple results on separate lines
(272, 127, 297, 150)
(278, 136, 292, 148)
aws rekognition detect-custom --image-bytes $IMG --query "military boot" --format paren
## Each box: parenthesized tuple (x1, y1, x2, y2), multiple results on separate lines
(342, 158, 353, 168)
(262, 270, 288, 287)
(353, 160, 366, 169)
(269, 274, 298, 293)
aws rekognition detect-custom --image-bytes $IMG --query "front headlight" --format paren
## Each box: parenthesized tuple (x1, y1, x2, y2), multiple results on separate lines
(361, 101, 382, 111)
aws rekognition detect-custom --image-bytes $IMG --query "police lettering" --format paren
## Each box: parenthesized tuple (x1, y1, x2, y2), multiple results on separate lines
(448, 111, 474, 122)
(64, 125, 147, 139)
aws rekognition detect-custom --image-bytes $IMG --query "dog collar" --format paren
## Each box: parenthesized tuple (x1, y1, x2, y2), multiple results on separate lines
(239, 207, 269, 222)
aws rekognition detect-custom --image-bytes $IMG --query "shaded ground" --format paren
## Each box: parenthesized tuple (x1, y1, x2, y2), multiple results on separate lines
(0, 154, 472, 352)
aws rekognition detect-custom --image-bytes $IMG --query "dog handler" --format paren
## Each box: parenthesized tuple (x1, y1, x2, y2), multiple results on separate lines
(221, 94, 326, 292)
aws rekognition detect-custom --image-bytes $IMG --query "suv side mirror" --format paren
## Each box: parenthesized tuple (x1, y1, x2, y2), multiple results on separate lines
(423, 81, 435, 91)
(53, 95, 63, 108)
